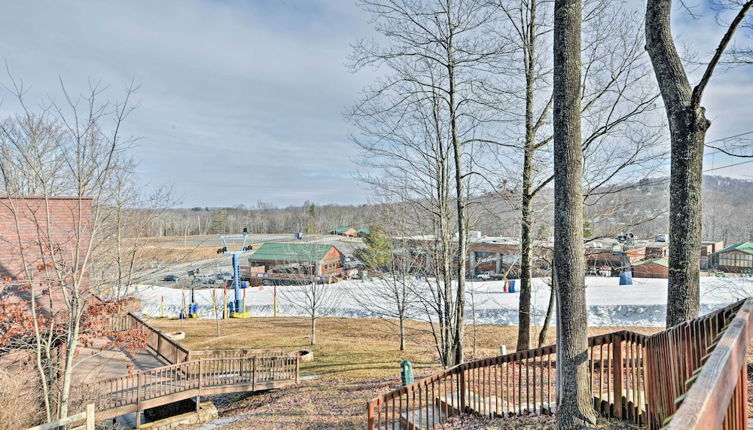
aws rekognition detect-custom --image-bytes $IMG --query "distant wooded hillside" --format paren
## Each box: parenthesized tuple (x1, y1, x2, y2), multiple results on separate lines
(142, 175, 752, 244)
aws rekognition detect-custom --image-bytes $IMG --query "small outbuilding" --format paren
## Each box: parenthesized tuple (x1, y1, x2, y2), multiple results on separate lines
(247, 242, 345, 277)
(329, 227, 357, 237)
(715, 242, 753, 273)
(631, 258, 669, 279)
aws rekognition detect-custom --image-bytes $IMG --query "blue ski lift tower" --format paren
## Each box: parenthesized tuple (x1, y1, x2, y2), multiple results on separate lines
(218, 228, 253, 318)
(613, 232, 635, 286)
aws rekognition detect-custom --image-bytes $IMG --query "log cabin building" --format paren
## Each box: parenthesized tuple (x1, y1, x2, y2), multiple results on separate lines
(243, 242, 345, 284)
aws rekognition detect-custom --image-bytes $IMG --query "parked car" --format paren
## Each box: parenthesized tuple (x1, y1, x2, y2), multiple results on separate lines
(476, 272, 492, 281)
(216, 272, 233, 280)
(163, 274, 179, 282)
(198, 276, 216, 285)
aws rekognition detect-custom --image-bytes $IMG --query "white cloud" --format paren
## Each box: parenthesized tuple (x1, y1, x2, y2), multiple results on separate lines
(0, 0, 375, 207)
(0, 0, 750, 205)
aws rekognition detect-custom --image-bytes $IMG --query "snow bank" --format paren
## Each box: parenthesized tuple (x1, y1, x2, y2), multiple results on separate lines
(131, 276, 753, 327)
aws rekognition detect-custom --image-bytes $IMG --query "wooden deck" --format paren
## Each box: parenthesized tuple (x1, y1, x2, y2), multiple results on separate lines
(367, 300, 753, 430)
(73, 311, 299, 425)
(78, 355, 299, 421)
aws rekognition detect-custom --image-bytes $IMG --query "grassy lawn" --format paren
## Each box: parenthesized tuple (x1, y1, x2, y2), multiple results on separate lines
(151, 317, 662, 429)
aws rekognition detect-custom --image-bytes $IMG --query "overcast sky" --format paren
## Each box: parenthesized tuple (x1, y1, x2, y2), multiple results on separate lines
(0, 1, 751, 208)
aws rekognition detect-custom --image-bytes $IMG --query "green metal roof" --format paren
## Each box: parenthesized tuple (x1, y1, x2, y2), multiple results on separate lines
(633, 257, 669, 267)
(248, 242, 339, 263)
(357, 227, 370, 235)
(331, 227, 354, 234)
(719, 242, 753, 255)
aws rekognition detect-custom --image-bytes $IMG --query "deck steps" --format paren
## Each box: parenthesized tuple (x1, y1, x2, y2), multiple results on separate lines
(437, 390, 556, 418)
(385, 391, 556, 430)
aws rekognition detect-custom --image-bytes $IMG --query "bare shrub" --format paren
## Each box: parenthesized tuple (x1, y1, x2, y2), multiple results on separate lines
(0, 367, 43, 429)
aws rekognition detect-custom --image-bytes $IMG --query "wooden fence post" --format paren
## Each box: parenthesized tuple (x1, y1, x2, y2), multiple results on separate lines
(295, 357, 300, 383)
(86, 403, 94, 430)
(252, 356, 257, 392)
(367, 401, 375, 430)
(613, 334, 623, 419)
(136, 371, 142, 427)
(197, 360, 202, 412)
(459, 366, 466, 412)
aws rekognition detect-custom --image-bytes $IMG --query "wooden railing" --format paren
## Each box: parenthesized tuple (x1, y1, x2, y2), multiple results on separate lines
(188, 348, 284, 361)
(366, 331, 647, 430)
(27, 404, 94, 430)
(109, 312, 283, 365)
(366, 300, 750, 430)
(90, 310, 300, 424)
(664, 299, 753, 430)
(111, 312, 191, 364)
(75, 355, 298, 421)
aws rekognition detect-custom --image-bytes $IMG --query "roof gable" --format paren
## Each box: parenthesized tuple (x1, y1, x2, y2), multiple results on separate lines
(331, 227, 355, 234)
(633, 257, 669, 267)
(248, 242, 340, 263)
(719, 242, 753, 255)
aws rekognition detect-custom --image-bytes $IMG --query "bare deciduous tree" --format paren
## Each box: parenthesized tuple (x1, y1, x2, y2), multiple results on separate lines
(645, 0, 753, 326)
(351, 0, 509, 366)
(282, 281, 341, 346)
(351, 258, 419, 351)
(0, 73, 143, 422)
(489, 0, 665, 350)
(553, 0, 597, 427)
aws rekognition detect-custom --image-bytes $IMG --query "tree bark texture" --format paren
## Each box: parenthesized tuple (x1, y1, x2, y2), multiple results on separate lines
(311, 317, 317, 346)
(538, 262, 556, 348)
(553, 0, 597, 428)
(645, 0, 708, 327)
(448, 28, 467, 367)
(517, 134, 535, 351)
(517, 0, 539, 352)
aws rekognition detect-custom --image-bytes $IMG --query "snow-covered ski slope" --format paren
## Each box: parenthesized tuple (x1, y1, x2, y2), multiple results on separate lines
(132, 276, 753, 327)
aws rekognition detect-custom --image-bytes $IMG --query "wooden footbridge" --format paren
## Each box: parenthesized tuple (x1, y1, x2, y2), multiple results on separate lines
(368, 299, 753, 430)
(74, 313, 299, 426)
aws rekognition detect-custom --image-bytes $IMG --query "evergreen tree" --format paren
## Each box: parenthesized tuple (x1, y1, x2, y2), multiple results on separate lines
(355, 224, 392, 269)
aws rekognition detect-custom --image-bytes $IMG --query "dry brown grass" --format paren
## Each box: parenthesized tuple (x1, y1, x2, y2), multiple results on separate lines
(135, 245, 221, 265)
(0, 367, 43, 430)
(151, 317, 662, 429)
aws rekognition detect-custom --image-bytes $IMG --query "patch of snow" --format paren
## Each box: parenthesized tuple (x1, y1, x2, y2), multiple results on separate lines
(131, 276, 753, 327)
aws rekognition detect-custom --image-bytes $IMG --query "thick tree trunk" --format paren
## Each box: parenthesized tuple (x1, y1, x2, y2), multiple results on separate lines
(538, 263, 556, 348)
(517, 162, 534, 351)
(553, 0, 597, 428)
(645, 0, 708, 327)
(448, 39, 466, 367)
(517, 0, 538, 352)
(666, 121, 705, 326)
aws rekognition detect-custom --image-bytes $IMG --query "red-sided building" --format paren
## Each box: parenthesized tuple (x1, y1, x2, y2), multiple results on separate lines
(0, 196, 93, 308)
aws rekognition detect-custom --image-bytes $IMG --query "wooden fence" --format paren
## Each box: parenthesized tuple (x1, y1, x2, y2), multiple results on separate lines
(188, 348, 284, 361)
(82, 310, 300, 424)
(74, 355, 299, 422)
(27, 404, 94, 430)
(664, 299, 753, 430)
(109, 312, 283, 365)
(367, 299, 752, 430)
(109, 312, 191, 364)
